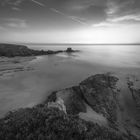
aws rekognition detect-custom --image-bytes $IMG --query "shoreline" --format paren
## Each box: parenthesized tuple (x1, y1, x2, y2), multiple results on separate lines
(0, 54, 140, 117)
(0, 56, 36, 79)
(0, 43, 79, 79)
(0, 43, 79, 57)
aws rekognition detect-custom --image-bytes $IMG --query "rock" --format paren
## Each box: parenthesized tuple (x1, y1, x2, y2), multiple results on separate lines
(46, 86, 86, 115)
(0, 43, 44, 57)
(0, 43, 78, 57)
(47, 74, 119, 125)
(48, 97, 67, 114)
(43, 73, 140, 139)
(127, 77, 140, 126)
(79, 74, 119, 124)
(65, 47, 79, 53)
(0, 73, 139, 140)
(0, 105, 130, 140)
(127, 76, 140, 109)
(66, 47, 73, 52)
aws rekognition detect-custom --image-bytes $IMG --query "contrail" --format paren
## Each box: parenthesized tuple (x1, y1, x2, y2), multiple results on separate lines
(69, 16, 87, 25)
(29, 2, 88, 26)
(50, 8, 65, 16)
(50, 8, 88, 26)
(30, 0, 45, 7)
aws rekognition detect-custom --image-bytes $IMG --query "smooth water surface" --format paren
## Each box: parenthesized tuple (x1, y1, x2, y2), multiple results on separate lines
(0, 44, 140, 117)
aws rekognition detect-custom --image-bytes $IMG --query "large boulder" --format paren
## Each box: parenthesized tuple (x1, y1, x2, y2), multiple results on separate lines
(47, 86, 86, 115)
(79, 74, 119, 124)
(47, 74, 119, 125)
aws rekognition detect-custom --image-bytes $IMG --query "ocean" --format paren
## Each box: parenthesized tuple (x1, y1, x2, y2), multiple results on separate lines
(0, 44, 140, 117)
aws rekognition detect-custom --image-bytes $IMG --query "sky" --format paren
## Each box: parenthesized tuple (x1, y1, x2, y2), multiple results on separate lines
(0, 0, 140, 44)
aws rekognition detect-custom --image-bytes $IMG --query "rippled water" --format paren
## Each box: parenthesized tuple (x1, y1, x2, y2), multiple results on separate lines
(0, 44, 140, 117)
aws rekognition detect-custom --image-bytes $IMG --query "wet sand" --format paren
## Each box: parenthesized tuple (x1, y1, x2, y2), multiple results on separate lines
(0, 56, 35, 79)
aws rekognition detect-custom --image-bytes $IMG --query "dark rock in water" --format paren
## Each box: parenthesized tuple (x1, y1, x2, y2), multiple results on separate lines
(66, 47, 73, 52)
(66, 47, 79, 53)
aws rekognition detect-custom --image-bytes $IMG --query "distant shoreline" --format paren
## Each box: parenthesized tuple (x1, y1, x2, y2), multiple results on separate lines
(0, 43, 79, 58)
(2, 42, 140, 45)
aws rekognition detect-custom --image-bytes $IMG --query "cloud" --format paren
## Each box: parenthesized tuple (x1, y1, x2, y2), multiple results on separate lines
(1, 18, 28, 28)
(0, 0, 108, 25)
(1, 0, 140, 29)
(92, 0, 140, 28)
(11, 7, 21, 11)
(110, 15, 140, 22)
(93, 22, 114, 28)
(55, 0, 108, 24)
(0, 0, 24, 11)
(93, 14, 140, 29)
(1, 0, 24, 6)
(107, 0, 140, 17)
(6, 21, 27, 28)
(0, 0, 45, 11)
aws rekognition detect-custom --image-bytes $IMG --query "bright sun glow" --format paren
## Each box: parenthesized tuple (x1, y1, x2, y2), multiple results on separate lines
(2, 24, 140, 44)
(77, 24, 140, 44)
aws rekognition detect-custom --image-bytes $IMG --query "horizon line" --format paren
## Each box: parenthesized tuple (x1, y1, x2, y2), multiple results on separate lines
(1, 42, 140, 45)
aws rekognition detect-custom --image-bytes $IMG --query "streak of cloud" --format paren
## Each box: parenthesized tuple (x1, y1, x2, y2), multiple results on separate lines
(110, 15, 140, 22)
(12, 7, 21, 11)
(50, 8, 88, 26)
(30, 0, 88, 26)
(69, 16, 88, 25)
(30, 0, 45, 7)
(27, 1, 88, 26)
(50, 8, 65, 16)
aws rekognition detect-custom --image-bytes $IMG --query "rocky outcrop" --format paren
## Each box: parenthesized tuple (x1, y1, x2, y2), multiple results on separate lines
(47, 86, 86, 115)
(0, 44, 36, 57)
(79, 74, 119, 124)
(0, 104, 132, 140)
(0, 44, 79, 57)
(127, 77, 140, 109)
(46, 74, 140, 138)
(46, 74, 119, 126)
(127, 76, 140, 128)
(0, 73, 139, 140)
(65, 47, 79, 53)
(48, 97, 67, 114)
(45, 73, 140, 138)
